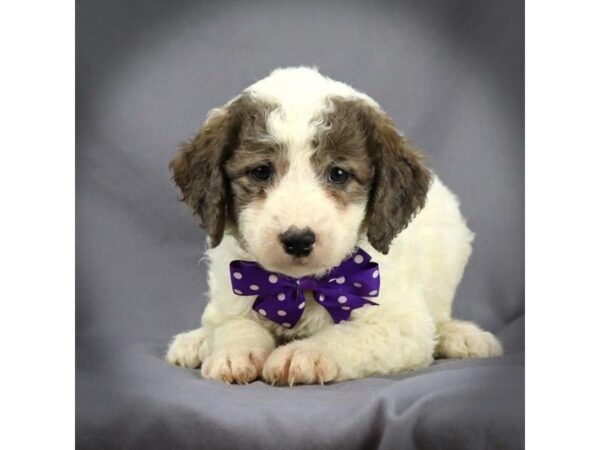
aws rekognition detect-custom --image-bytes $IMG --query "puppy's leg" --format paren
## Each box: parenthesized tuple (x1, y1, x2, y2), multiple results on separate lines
(263, 309, 436, 385)
(166, 327, 208, 369)
(436, 319, 503, 359)
(200, 318, 275, 384)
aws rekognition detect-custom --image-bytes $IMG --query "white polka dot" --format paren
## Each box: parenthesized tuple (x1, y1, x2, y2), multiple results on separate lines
(372, 270, 379, 278)
(354, 254, 364, 264)
(268, 274, 278, 284)
(258, 308, 267, 316)
(277, 293, 286, 301)
(341, 306, 351, 311)
(353, 282, 362, 288)
(296, 280, 300, 284)
(338, 296, 347, 304)
(298, 302, 305, 309)
(282, 322, 292, 328)
(336, 276, 346, 284)
(369, 290, 378, 296)
(318, 294, 325, 302)
(233, 272, 242, 279)
(233, 289, 242, 295)
(277, 310, 287, 316)
(250, 284, 260, 291)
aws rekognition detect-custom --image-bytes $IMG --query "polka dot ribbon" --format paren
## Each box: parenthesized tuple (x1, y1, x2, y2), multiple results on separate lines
(229, 247, 380, 328)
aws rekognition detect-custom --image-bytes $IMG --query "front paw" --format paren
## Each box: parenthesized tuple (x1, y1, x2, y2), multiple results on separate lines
(201, 348, 270, 384)
(262, 343, 339, 386)
(166, 328, 207, 369)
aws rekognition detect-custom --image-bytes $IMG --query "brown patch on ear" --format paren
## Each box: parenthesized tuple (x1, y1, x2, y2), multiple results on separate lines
(170, 95, 275, 246)
(363, 106, 432, 254)
(170, 107, 234, 246)
(311, 97, 431, 253)
(320, 97, 432, 253)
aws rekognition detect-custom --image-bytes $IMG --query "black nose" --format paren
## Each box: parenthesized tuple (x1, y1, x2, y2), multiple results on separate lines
(280, 228, 316, 257)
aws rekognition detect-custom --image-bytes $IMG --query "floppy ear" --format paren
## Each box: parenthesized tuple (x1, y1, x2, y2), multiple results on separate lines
(170, 106, 240, 247)
(364, 107, 432, 254)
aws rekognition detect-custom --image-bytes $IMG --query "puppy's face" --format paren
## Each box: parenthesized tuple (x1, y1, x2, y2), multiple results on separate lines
(171, 81, 431, 277)
(223, 97, 379, 277)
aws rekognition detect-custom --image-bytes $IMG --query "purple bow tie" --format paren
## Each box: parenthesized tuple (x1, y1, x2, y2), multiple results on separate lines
(229, 248, 380, 328)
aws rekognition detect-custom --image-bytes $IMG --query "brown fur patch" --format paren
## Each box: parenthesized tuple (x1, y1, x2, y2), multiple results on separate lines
(311, 100, 375, 207)
(169, 94, 276, 246)
(224, 123, 289, 219)
(314, 96, 432, 253)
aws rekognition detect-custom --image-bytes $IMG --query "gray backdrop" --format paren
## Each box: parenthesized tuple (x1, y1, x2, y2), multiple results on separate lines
(76, 1, 524, 449)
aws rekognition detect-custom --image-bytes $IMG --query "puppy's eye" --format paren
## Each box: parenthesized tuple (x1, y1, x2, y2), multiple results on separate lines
(251, 165, 272, 181)
(327, 167, 349, 184)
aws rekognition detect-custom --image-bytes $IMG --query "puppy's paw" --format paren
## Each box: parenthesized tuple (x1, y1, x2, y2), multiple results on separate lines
(201, 348, 270, 384)
(166, 328, 208, 368)
(436, 320, 503, 359)
(262, 343, 339, 386)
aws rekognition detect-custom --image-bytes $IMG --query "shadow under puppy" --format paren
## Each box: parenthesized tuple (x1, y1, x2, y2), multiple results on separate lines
(166, 67, 502, 385)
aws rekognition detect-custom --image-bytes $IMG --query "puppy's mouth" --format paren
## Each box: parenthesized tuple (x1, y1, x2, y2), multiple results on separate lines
(255, 250, 341, 279)
(290, 255, 311, 265)
(243, 228, 349, 278)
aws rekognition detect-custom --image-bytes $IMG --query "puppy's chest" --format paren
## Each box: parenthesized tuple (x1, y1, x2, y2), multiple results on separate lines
(262, 291, 334, 341)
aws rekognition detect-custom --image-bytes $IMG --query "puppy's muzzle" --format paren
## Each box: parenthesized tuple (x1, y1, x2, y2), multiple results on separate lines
(280, 227, 316, 257)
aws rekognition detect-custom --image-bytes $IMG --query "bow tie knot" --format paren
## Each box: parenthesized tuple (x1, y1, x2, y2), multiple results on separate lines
(230, 248, 380, 328)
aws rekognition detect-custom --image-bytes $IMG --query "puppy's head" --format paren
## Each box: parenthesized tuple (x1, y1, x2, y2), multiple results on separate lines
(171, 70, 431, 277)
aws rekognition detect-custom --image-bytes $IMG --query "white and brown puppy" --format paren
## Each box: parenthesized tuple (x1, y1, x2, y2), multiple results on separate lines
(166, 67, 502, 385)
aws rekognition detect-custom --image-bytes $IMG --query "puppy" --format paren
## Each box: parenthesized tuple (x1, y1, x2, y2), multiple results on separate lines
(166, 67, 502, 385)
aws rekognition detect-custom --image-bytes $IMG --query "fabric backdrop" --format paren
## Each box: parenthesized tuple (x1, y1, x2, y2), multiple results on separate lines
(76, 1, 524, 449)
